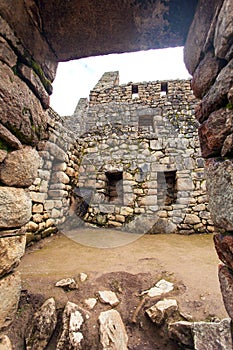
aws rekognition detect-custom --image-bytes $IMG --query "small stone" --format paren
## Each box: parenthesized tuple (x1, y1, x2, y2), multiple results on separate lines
(55, 278, 78, 290)
(79, 272, 88, 282)
(98, 290, 120, 307)
(84, 298, 97, 310)
(26, 298, 57, 350)
(99, 309, 128, 350)
(146, 299, 178, 325)
(141, 279, 174, 297)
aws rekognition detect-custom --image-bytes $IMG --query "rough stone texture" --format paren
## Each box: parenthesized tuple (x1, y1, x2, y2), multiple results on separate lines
(0, 123, 22, 150)
(99, 309, 128, 350)
(0, 187, 32, 228)
(98, 291, 120, 307)
(214, 0, 233, 59)
(221, 133, 233, 157)
(0, 147, 41, 187)
(57, 301, 84, 350)
(146, 299, 178, 326)
(196, 59, 233, 123)
(193, 318, 233, 350)
(0, 36, 17, 67)
(0, 62, 48, 146)
(0, 335, 12, 350)
(219, 265, 233, 320)
(198, 108, 233, 157)
(168, 321, 193, 348)
(0, 235, 26, 277)
(0, 272, 21, 330)
(184, 0, 223, 74)
(214, 234, 233, 270)
(26, 298, 57, 350)
(206, 159, 233, 230)
(191, 51, 224, 99)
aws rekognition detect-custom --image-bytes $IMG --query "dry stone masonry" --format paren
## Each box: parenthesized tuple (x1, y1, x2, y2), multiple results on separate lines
(61, 72, 213, 234)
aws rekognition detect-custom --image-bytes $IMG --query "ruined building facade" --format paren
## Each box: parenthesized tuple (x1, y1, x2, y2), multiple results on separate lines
(62, 72, 213, 234)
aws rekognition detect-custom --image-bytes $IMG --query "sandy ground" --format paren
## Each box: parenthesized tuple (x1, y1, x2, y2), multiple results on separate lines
(11, 230, 228, 349)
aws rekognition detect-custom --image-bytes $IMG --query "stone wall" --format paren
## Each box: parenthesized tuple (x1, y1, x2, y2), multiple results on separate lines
(184, 0, 233, 319)
(62, 73, 214, 234)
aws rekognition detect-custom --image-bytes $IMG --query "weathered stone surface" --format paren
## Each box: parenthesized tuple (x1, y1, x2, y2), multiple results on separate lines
(99, 309, 128, 350)
(214, 233, 233, 269)
(191, 52, 224, 98)
(123, 214, 157, 234)
(0, 271, 21, 330)
(221, 133, 233, 156)
(184, 214, 200, 225)
(176, 177, 194, 191)
(57, 301, 84, 350)
(149, 218, 177, 234)
(168, 321, 193, 348)
(51, 171, 70, 184)
(198, 108, 233, 157)
(193, 318, 233, 350)
(0, 36, 17, 67)
(0, 62, 48, 145)
(219, 265, 233, 319)
(0, 335, 12, 350)
(0, 150, 7, 163)
(142, 279, 174, 298)
(214, 0, 233, 59)
(0, 235, 26, 277)
(55, 278, 78, 290)
(26, 298, 57, 350)
(98, 290, 120, 307)
(206, 159, 233, 230)
(146, 299, 178, 326)
(0, 187, 32, 228)
(38, 141, 68, 162)
(196, 59, 233, 122)
(17, 64, 50, 109)
(84, 298, 97, 310)
(184, 0, 223, 74)
(0, 123, 22, 150)
(0, 147, 41, 187)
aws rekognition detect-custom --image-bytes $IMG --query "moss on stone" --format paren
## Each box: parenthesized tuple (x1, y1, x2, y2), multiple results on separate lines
(30, 59, 52, 94)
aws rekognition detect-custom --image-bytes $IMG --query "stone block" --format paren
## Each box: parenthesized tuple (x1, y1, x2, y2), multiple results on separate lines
(214, 0, 233, 59)
(219, 265, 233, 319)
(0, 235, 26, 277)
(198, 108, 233, 158)
(184, 214, 201, 225)
(0, 123, 22, 150)
(176, 178, 194, 191)
(0, 271, 21, 330)
(30, 192, 47, 203)
(0, 187, 31, 228)
(0, 62, 48, 145)
(39, 141, 68, 162)
(168, 321, 193, 348)
(206, 158, 233, 230)
(146, 299, 178, 326)
(0, 147, 41, 187)
(51, 171, 70, 184)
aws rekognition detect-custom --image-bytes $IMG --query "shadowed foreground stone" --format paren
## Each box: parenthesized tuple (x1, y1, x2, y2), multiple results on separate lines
(26, 298, 57, 350)
(219, 265, 233, 320)
(214, 234, 233, 269)
(0, 272, 21, 330)
(193, 318, 233, 350)
(0, 235, 26, 277)
(168, 321, 193, 348)
(99, 309, 128, 350)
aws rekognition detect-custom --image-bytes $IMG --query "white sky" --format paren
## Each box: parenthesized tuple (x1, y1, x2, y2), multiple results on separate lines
(50, 47, 191, 116)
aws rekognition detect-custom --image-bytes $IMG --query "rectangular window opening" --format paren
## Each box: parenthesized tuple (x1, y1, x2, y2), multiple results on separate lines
(160, 82, 168, 97)
(132, 84, 139, 99)
(105, 171, 123, 203)
(139, 115, 154, 133)
(157, 170, 177, 206)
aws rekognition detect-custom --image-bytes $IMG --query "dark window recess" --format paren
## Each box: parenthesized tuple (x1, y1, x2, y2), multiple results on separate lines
(157, 171, 177, 205)
(105, 171, 123, 203)
(160, 82, 168, 96)
(139, 115, 154, 132)
(132, 84, 139, 99)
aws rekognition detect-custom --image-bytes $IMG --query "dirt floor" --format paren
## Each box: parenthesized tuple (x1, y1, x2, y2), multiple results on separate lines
(9, 230, 228, 349)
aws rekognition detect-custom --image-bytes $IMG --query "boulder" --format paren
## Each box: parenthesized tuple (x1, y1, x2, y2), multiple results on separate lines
(0, 235, 26, 277)
(26, 298, 57, 350)
(214, 233, 233, 269)
(0, 147, 41, 187)
(0, 272, 21, 330)
(57, 301, 84, 350)
(0, 122, 22, 150)
(214, 0, 233, 59)
(0, 187, 32, 228)
(99, 309, 128, 350)
(218, 265, 233, 319)
(193, 318, 233, 350)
